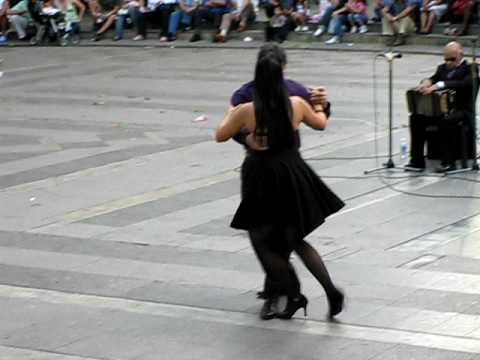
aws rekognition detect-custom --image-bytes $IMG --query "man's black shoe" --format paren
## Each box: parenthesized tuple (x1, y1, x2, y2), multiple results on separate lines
(189, 33, 202, 42)
(435, 163, 457, 173)
(404, 162, 425, 172)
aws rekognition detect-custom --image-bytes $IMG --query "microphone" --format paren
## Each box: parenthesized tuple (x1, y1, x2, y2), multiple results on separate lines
(377, 52, 403, 61)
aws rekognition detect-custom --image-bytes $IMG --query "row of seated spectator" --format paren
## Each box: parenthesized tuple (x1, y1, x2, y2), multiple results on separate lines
(0, 0, 478, 44)
(0, 0, 85, 43)
(0, 0, 259, 43)
(313, 0, 480, 45)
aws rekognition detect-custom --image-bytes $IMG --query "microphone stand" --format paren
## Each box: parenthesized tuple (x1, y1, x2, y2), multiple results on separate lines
(365, 51, 403, 174)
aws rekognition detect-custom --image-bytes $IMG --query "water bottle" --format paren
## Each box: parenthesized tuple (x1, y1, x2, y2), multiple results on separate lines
(400, 138, 408, 160)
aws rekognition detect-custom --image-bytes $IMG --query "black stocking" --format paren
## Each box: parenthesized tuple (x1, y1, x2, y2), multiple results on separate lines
(249, 225, 298, 299)
(294, 238, 338, 299)
(261, 227, 301, 298)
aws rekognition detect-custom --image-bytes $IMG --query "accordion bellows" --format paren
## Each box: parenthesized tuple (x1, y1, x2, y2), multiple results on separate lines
(406, 89, 456, 116)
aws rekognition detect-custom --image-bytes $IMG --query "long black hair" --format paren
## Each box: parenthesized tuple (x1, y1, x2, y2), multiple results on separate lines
(252, 44, 295, 150)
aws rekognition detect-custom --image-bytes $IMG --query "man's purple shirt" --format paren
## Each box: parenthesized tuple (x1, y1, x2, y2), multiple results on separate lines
(230, 79, 330, 144)
(230, 79, 312, 106)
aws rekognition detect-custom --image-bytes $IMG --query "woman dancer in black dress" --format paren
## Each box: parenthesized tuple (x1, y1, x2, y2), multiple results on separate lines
(215, 44, 345, 320)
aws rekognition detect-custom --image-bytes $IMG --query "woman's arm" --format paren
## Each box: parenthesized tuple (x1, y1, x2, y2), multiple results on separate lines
(345, 0, 354, 10)
(89, 0, 98, 16)
(332, 5, 347, 15)
(207, 0, 226, 6)
(106, 4, 119, 16)
(179, 0, 191, 12)
(72, 0, 86, 20)
(215, 104, 249, 142)
(239, 0, 250, 13)
(293, 96, 327, 130)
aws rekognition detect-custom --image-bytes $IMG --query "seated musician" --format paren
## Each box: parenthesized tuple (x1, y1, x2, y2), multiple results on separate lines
(405, 41, 477, 173)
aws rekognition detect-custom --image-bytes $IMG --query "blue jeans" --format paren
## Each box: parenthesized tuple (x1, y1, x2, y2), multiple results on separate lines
(332, 14, 348, 36)
(319, 4, 335, 27)
(168, 10, 191, 35)
(347, 13, 368, 25)
(67, 21, 80, 34)
(115, 6, 139, 39)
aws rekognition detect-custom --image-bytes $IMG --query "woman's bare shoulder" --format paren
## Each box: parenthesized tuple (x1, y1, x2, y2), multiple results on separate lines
(234, 102, 254, 114)
(289, 96, 307, 128)
(230, 102, 255, 129)
(290, 96, 310, 114)
(289, 96, 308, 108)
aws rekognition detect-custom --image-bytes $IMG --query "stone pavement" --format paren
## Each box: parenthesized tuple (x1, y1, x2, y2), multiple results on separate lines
(5, 36, 480, 57)
(1, 46, 480, 359)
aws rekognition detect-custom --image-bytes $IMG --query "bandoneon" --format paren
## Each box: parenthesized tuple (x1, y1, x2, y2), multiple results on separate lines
(406, 89, 455, 117)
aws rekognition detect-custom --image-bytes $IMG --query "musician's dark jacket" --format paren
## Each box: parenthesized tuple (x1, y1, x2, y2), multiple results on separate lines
(429, 59, 477, 114)
(409, 59, 478, 166)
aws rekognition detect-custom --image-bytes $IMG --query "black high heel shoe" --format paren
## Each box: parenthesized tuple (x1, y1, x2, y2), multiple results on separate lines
(276, 294, 308, 319)
(328, 289, 344, 320)
(260, 298, 277, 320)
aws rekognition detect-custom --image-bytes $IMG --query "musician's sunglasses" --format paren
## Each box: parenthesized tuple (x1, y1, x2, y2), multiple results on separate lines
(444, 57, 457, 62)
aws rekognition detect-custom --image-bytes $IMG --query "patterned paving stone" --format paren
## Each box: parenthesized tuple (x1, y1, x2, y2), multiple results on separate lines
(1, 47, 480, 359)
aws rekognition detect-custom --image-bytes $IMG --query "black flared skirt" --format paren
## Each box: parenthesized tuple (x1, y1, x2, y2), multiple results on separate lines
(231, 148, 345, 239)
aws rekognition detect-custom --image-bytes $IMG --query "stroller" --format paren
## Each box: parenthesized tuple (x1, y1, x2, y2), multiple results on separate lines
(28, 0, 80, 45)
